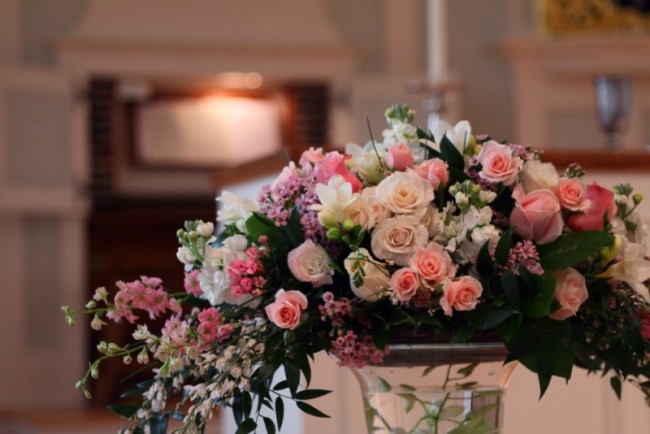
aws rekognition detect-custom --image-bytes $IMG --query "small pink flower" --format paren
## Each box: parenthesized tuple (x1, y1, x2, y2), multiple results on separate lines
(265, 289, 308, 330)
(549, 268, 588, 321)
(184, 270, 203, 297)
(299, 147, 324, 168)
(567, 183, 617, 232)
(386, 143, 414, 171)
(409, 242, 457, 289)
(412, 158, 449, 189)
(315, 152, 363, 193)
(555, 177, 587, 211)
(509, 184, 564, 245)
(477, 140, 522, 186)
(390, 268, 420, 303)
(440, 276, 483, 317)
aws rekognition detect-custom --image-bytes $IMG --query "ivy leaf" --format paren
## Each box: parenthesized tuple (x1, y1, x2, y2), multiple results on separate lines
(296, 401, 331, 418)
(538, 231, 613, 271)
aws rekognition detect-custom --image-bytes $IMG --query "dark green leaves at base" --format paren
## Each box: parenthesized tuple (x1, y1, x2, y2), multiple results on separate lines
(538, 230, 613, 271)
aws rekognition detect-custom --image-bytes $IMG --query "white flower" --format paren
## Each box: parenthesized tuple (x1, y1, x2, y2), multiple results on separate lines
(312, 174, 357, 227)
(478, 190, 497, 204)
(454, 192, 469, 207)
(196, 221, 215, 238)
(370, 215, 429, 266)
(177, 246, 196, 266)
(375, 171, 433, 217)
(346, 142, 386, 185)
(463, 206, 493, 229)
(344, 248, 390, 302)
(428, 119, 471, 154)
(382, 119, 418, 147)
(198, 241, 253, 306)
(287, 239, 334, 287)
(344, 197, 376, 231)
(217, 191, 259, 233)
(519, 160, 559, 192)
(602, 242, 650, 301)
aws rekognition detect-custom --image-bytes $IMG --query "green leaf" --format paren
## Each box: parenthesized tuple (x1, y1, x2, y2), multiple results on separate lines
(476, 241, 494, 277)
(538, 373, 552, 399)
(522, 273, 556, 318)
(234, 418, 257, 434)
(501, 271, 520, 309)
(495, 229, 514, 266)
(296, 401, 331, 418)
(457, 363, 478, 378)
(273, 380, 288, 391)
(440, 135, 465, 170)
(377, 376, 392, 392)
(263, 416, 276, 434)
(610, 376, 622, 400)
(440, 405, 466, 420)
(275, 397, 285, 430)
(496, 312, 522, 341)
(538, 231, 613, 271)
(295, 389, 332, 401)
(284, 364, 301, 396)
(396, 392, 417, 413)
(483, 309, 519, 330)
(107, 403, 139, 418)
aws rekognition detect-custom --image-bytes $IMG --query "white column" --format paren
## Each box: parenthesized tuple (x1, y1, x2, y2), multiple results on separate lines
(426, 0, 448, 81)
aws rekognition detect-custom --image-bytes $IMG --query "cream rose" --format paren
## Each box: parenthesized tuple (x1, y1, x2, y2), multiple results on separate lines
(549, 268, 589, 321)
(287, 240, 333, 287)
(375, 171, 434, 216)
(371, 215, 429, 266)
(344, 248, 390, 302)
(344, 197, 376, 231)
(361, 187, 392, 225)
(519, 160, 559, 193)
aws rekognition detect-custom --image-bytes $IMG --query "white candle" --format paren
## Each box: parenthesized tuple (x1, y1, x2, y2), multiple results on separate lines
(426, 0, 448, 81)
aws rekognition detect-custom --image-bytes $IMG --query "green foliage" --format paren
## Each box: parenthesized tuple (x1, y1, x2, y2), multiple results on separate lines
(538, 231, 613, 271)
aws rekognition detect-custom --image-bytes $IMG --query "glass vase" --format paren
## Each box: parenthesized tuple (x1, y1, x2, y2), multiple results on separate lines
(351, 342, 515, 434)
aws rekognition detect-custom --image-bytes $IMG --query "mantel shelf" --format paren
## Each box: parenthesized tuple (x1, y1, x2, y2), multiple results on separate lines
(542, 149, 650, 171)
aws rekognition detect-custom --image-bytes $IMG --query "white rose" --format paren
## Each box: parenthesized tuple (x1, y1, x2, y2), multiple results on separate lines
(344, 248, 390, 302)
(519, 160, 559, 193)
(287, 240, 334, 287)
(217, 191, 260, 233)
(371, 215, 429, 266)
(376, 171, 433, 216)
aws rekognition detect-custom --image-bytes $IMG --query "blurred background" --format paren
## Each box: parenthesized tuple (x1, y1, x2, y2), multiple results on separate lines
(1, 0, 650, 433)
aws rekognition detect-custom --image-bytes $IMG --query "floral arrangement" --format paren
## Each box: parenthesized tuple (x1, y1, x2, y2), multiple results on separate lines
(63, 105, 650, 434)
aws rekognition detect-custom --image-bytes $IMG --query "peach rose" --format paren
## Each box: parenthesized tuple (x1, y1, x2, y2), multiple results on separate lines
(509, 184, 563, 245)
(316, 151, 363, 193)
(375, 171, 434, 216)
(412, 158, 449, 189)
(387, 143, 414, 171)
(287, 240, 333, 287)
(265, 289, 308, 330)
(391, 268, 420, 303)
(549, 268, 588, 321)
(440, 276, 483, 317)
(371, 215, 429, 266)
(566, 183, 617, 232)
(409, 242, 457, 289)
(555, 177, 587, 211)
(477, 140, 522, 186)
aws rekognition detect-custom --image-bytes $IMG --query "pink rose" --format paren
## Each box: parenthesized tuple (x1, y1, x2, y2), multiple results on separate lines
(412, 159, 449, 189)
(316, 151, 363, 193)
(509, 184, 563, 245)
(386, 143, 414, 171)
(299, 147, 324, 168)
(287, 240, 333, 287)
(477, 140, 522, 186)
(390, 268, 420, 303)
(440, 276, 483, 316)
(409, 242, 456, 289)
(555, 177, 587, 211)
(265, 289, 308, 329)
(549, 268, 588, 321)
(566, 183, 617, 232)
